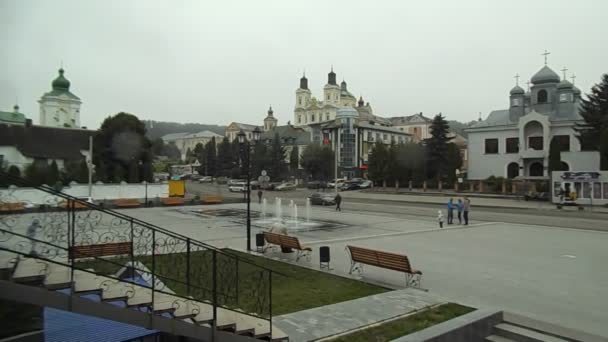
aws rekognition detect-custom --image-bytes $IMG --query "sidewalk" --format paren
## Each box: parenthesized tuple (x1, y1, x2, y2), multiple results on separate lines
(273, 288, 445, 341)
(345, 191, 608, 213)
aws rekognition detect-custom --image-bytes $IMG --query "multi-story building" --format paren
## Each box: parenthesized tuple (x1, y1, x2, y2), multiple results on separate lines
(466, 61, 599, 180)
(389, 113, 432, 142)
(161, 130, 223, 161)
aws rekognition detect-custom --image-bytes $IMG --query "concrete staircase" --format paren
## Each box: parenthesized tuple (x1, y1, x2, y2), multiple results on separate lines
(485, 312, 590, 342)
(0, 251, 288, 341)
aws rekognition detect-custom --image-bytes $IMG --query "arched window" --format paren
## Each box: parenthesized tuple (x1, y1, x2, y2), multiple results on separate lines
(537, 89, 548, 103)
(560, 162, 569, 171)
(507, 162, 519, 179)
(529, 162, 544, 177)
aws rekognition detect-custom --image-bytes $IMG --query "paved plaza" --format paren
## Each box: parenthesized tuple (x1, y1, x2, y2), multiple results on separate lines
(120, 201, 608, 338)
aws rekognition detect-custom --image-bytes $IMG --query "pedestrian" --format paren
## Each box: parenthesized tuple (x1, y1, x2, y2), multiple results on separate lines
(457, 198, 463, 224)
(335, 193, 342, 212)
(26, 219, 40, 256)
(437, 210, 444, 228)
(257, 190, 263, 204)
(447, 198, 454, 224)
(463, 197, 471, 225)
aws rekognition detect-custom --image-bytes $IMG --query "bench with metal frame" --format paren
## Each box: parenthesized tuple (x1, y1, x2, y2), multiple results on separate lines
(161, 197, 185, 206)
(346, 245, 423, 288)
(202, 196, 223, 204)
(263, 232, 312, 262)
(69, 242, 133, 259)
(114, 198, 141, 208)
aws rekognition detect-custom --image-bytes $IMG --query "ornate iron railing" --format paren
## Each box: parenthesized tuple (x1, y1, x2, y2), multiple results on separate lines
(0, 172, 275, 335)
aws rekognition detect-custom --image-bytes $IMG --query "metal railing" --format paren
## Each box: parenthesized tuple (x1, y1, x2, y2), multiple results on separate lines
(0, 171, 276, 336)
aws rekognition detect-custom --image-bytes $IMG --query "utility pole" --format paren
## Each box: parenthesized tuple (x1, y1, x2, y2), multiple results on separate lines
(335, 127, 340, 194)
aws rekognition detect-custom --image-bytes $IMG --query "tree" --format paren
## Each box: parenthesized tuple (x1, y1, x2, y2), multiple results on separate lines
(368, 142, 388, 186)
(425, 114, 452, 182)
(600, 128, 608, 170)
(386, 144, 400, 188)
(251, 142, 270, 178)
(217, 137, 234, 177)
(395, 142, 427, 186)
(204, 137, 217, 176)
(151, 138, 165, 156)
(63, 160, 89, 184)
(164, 142, 181, 161)
(127, 160, 140, 183)
(548, 137, 568, 172)
(268, 133, 287, 180)
(8, 165, 21, 178)
(446, 143, 463, 185)
(48, 160, 60, 186)
(289, 146, 299, 174)
(300, 143, 334, 181)
(575, 74, 608, 151)
(93, 112, 153, 183)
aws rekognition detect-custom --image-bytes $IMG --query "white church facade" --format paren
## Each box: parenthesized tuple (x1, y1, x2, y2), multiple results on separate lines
(38, 68, 82, 128)
(466, 61, 599, 180)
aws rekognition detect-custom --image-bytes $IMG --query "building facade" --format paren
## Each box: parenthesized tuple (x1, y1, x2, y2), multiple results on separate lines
(225, 122, 258, 142)
(39, 68, 82, 128)
(466, 62, 599, 180)
(161, 130, 223, 161)
(389, 113, 432, 142)
(0, 105, 28, 126)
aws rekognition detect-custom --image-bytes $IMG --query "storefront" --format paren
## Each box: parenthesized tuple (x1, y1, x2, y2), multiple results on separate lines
(551, 171, 608, 206)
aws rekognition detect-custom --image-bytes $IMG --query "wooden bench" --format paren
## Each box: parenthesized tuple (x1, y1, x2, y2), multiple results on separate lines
(114, 198, 141, 208)
(69, 241, 132, 259)
(161, 197, 185, 206)
(59, 200, 89, 210)
(263, 231, 312, 261)
(202, 196, 223, 204)
(0, 202, 25, 212)
(346, 245, 423, 288)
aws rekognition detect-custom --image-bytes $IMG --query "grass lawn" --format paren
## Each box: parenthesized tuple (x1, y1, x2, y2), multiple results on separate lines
(78, 248, 388, 316)
(327, 303, 474, 342)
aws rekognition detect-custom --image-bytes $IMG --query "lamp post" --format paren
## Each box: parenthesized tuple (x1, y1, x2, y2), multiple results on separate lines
(238, 126, 262, 251)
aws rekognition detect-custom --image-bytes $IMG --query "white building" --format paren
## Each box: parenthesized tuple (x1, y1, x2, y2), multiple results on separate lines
(466, 62, 599, 180)
(39, 68, 82, 128)
(161, 130, 223, 161)
(388, 113, 432, 142)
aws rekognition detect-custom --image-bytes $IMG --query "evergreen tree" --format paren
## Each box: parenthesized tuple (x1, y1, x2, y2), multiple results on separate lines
(268, 133, 287, 180)
(548, 137, 567, 172)
(289, 146, 299, 173)
(251, 142, 270, 178)
(446, 143, 463, 185)
(575, 74, 608, 150)
(600, 128, 608, 170)
(425, 113, 452, 182)
(300, 143, 334, 180)
(204, 137, 217, 176)
(368, 142, 388, 185)
(128, 160, 140, 183)
(386, 144, 400, 187)
(217, 137, 234, 177)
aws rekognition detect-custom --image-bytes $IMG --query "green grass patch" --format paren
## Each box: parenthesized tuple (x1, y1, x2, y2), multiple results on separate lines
(77, 248, 388, 316)
(327, 303, 474, 342)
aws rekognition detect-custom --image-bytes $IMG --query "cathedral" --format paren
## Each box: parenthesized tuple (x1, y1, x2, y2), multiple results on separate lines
(39, 68, 82, 128)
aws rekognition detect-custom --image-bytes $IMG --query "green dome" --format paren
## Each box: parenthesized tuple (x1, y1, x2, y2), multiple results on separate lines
(52, 68, 71, 90)
(510, 85, 525, 95)
(557, 79, 573, 90)
(531, 66, 560, 84)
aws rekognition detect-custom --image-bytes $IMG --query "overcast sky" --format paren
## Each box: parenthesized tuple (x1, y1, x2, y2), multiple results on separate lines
(1, 0, 606, 129)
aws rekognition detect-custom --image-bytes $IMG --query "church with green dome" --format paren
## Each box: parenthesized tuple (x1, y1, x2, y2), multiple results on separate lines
(38, 68, 82, 128)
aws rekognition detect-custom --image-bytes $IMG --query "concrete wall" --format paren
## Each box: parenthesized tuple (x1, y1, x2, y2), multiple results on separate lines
(0, 182, 169, 205)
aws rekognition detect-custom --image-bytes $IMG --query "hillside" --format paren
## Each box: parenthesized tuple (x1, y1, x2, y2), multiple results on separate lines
(144, 120, 226, 140)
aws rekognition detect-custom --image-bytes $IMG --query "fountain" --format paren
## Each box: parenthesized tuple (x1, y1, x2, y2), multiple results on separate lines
(275, 197, 282, 221)
(293, 204, 298, 228)
(261, 198, 267, 220)
(306, 198, 311, 223)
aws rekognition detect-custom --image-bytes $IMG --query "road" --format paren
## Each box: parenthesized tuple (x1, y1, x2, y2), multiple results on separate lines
(186, 181, 608, 231)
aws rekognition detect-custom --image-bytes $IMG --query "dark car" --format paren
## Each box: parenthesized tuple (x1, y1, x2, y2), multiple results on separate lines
(308, 192, 336, 206)
(524, 192, 549, 201)
(340, 181, 361, 191)
(307, 181, 327, 189)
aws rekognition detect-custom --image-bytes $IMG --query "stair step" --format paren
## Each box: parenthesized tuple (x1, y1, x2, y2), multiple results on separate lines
(12, 258, 48, 282)
(495, 323, 570, 342)
(486, 335, 517, 342)
(0, 251, 19, 271)
(101, 281, 137, 302)
(44, 264, 72, 290)
(269, 326, 289, 342)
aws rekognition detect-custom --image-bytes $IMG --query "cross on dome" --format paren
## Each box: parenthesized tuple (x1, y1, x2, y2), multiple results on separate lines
(514, 73, 520, 85)
(560, 67, 568, 79)
(541, 50, 551, 65)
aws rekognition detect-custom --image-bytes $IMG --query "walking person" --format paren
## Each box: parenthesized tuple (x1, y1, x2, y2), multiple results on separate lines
(463, 197, 471, 225)
(257, 190, 263, 204)
(335, 193, 342, 212)
(437, 210, 444, 228)
(457, 198, 463, 224)
(447, 198, 454, 224)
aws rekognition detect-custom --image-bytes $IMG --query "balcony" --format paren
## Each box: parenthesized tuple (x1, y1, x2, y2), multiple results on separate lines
(520, 148, 546, 159)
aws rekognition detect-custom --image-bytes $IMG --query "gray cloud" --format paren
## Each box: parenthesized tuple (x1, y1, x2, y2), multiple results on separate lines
(1, 0, 606, 129)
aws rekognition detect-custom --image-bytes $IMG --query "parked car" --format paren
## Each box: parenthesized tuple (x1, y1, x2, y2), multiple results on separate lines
(327, 178, 346, 188)
(524, 191, 549, 201)
(275, 183, 296, 191)
(308, 192, 336, 206)
(228, 179, 246, 186)
(228, 183, 247, 192)
(358, 180, 372, 189)
(340, 181, 361, 191)
(307, 181, 327, 189)
(198, 176, 213, 183)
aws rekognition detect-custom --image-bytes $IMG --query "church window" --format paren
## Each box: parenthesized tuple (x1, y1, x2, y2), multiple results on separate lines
(311, 114, 315, 122)
(511, 98, 520, 106)
(559, 93, 569, 102)
(537, 89, 548, 103)
(506, 138, 519, 153)
(335, 95, 338, 100)
(528, 136, 543, 150)
(485, 139, 499, 154)
(327, 95, 330, 100)
(298, 115, 301, 124)
(299, 97, 302, 105)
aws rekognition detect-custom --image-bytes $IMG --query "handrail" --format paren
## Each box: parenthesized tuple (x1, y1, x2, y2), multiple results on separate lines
(0, 171, 282, 275)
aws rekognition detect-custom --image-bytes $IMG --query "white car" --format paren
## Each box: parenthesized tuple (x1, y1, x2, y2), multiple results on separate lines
(229, 183, 247, 192)
(275, 183, 296, 191)
(327, 179, 346, 188)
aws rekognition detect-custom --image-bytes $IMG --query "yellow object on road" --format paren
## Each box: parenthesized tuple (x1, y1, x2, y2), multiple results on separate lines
(169, 180, 185, 197)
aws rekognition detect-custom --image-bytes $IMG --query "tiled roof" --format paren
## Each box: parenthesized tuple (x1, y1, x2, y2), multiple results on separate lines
(0, 111, 27, 125)
(0, 124, 93, 159)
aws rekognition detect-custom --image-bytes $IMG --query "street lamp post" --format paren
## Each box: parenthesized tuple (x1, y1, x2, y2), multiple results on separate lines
(238, 127, 262, 251)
